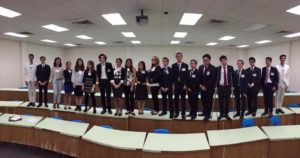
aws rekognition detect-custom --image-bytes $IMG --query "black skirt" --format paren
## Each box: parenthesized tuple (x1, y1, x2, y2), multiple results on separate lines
(135, 84, 148, 100)
(74, 85, 83, 96)
(113, 85, 124, 98)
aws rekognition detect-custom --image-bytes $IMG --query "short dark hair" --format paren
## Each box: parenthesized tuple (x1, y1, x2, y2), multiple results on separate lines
(40, 56, 46, 60)
(219, 55, 227, 61)
(190, 59, 197, 64)
(280, 54, 286, 59)
(53, 57, 62, 67)
(116, 58, 122, 63)
(66, 61, 71, 66)
(28, 54, 34, 58)
(98, 53, 107, 61)
(162, 57, 169, 62)
(266, 57, 272, 62)
(249, 57, 256, 62)
(237, 59, 244, 65)
(176, 52, 183, 57)
(202, 54, 211, 60)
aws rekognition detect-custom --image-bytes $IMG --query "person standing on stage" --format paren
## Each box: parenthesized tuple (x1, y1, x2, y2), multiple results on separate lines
(149, 56, 162, 115)
(51, 57, 64, 109)
(261, 57, 279, 117)
(186, 59, 200, 120)
(216, 55, 234, 120)
(124, 58, 136, 116)
(36, 56, 51, 108)
(82, 60, 97, 113)
(72, 58, 85, 111)
(135, 61, 148, 115)
(172, 52, 188, 120)
(233, 59, 247, 119)
(159, 57, 173, 118)
(97, 53, 113, 114)
(24, 54, 37, 107)
(198, 54, 217, 121)
(275, 54, 290, 114)
(245, 57, 261, 117)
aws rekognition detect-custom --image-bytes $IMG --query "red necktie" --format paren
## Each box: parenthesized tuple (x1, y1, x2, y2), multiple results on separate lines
(223, 66, 227, 86)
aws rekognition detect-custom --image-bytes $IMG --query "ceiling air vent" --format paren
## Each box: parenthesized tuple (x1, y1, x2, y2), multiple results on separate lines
(72, 19, 94, 25)
(228, 44, 237, 47)
(19, 31, 34, 35)
(209, 19, 226, 25)
(184, 41, 194, 44)
(112, 41, 125, 44)
(276, 30, 293, 34)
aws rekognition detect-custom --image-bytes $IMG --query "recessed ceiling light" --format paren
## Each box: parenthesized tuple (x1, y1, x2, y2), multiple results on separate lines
(237, 45, 250, 48)
(102, 13, 127, 25)
(284, 32, 300, 38)
(286, 5, 300, 16)
(64, 43, 76, 47)
(170, 40, 180, 44)
(131, 40, 141, 44)
(42, 24, 69, 32)
(179, 13, 203, 25)
(206, 42, 218, 46)
(0, 6, 21, 18)
(243, 24, 266, 32)
(4, 32, 29, 38)
(95, 41, 107, 45)
(121, 32, 136, 38)
(75, 35, 93, 40)
(174, 32, 188, 38)
(255, 40, 272, 44)
(219, 36, 236, 41)
(41, 39, 57, 43)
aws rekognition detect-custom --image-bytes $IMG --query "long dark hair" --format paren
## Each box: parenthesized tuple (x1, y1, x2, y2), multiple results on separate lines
(86, 60, 95, 72)
(75, 58, 85, 72)
(53, 57, 62, 67)
(138, 61, 146, 71)
(125, 58, 133, 72)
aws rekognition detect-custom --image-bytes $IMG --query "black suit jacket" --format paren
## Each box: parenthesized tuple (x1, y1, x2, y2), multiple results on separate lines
(233, 69, 247, 93)
(36, 64, 51, 82)
(216, 65, 235, 87)
(198, 64, 217, 89)
(149, 66, 162, 84)
(186, 69, 200, 92)
(160, 66, 173, 88)
(261, 66, 279, 88)
(171, 62, 189, 85)
(246, 66, 261, 88)
(97, 62, 114, 82)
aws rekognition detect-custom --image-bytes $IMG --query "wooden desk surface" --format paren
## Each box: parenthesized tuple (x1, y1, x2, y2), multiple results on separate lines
(0, 113, 43, 127)
(261, 125, 300, 141)
(0, 101, 23, 107)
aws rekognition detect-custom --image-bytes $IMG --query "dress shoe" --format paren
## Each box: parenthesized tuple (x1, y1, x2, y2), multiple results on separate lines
(108, 109, 112, 114)
(245, 111, 252, 116)
(191, 115, 196, 120)
(217, 115, 223, 120)
(45, 104, 49, 107)
(252, 112, 256, 117)
(174, 113, 179, 118)
(159, 112, 167, 116)
(37, 104, 42, 108)
(101, 110, 107, 114)
(261, 111, 268, 116)
(233, 113, 240, 118)
(278, 109, 285, 114)
(203, 117, 210, 121)
(198, 113, 204, 117)
(225, 115, 232, 120)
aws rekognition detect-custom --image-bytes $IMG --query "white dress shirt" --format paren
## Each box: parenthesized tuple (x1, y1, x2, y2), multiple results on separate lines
(72, 69, 84, 85)
(276, 64, 290, 86)
(219, 65, 228, 86)
(265, 66, 272, 83)
(24, 62, 37, 82)
(101, 63, 108, 79)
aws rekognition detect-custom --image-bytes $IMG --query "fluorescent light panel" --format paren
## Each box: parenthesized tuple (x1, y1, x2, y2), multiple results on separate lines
(102, 13, 127, 25)
(284, 32, 300, 38)
(64, 43, 76, 47)
(237, 45, 249, 48)
(95, 41, 107, 45)
(75, 35, 93, 40)
(286, 5, 300, 15)
(4, 32, 29, 38)
(206, 42, 218, 46)
(170, 40, 180, 44)
(219, 36, 236, 41)
(131, 40, 141, 44)
(255, 40, 272, 44)
(41, 39, 57, 43)
(243, 24, 266, 32)
(121, 32, 136, 38)
(42, 24, 69, 32)
(0, 6, 21, 18)
(179, 13, 203, 25)
(174, 32, 188, 38)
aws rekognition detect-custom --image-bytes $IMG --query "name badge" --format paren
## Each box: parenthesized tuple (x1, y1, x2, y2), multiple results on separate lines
(241, 74, 245, 78)
(182, 68, 186, 71)
(88, 72, 92, 76)
(79, 71, 83, 75)
(192, 74, 196, 78)
(151, 67, 155, 71)
(68, 70, 72, 73)
(270, 72, 274, 76)
(206, 71, 210, 76)
(107, 69, 111, 72)
(55, 69, 60, 73)
(141, 71, 145, 74)
(165, 71, 169, 74)
(253, 73, 257, 77)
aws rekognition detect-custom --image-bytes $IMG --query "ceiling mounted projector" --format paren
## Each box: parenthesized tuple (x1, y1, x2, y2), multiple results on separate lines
(136, 9, 149, 26)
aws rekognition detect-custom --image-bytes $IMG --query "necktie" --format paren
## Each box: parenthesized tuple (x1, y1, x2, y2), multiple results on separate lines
(203, 66, 207, 75)
(238, 70, 241, 86)
(223, 66, 227, 86)
(265, 67, 269, 84)
(190, 69, 193, 77)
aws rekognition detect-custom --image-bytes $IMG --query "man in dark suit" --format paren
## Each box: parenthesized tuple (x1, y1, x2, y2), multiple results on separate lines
(198, 54, 217, 121)
(186, 59, 200, 120)
(159, 57, 173, 118)
(172, 52, 189, 120)
(261, 57, 279, 117)
(97, 53, 114, 114)
(245, 57, 261, 117)
(216, 55, 235, 120)
(233, 59, 248, 119)
(36, 56, 51, 107)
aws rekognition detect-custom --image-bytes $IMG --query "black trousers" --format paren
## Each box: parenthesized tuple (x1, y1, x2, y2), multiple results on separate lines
(263, 84, 274, 113)
(38, 82, 48, 105)
(99, 79, 111, 110)
(174, 82, 186, 115)
(188, 90, 199, 117)
(124, 86, 135, 112)
(218, 86, 231, 116)
(161, 87, 173, 113)
(234, 88, 246, 115)
(85, 92, 96, 109)
(201, 88, 215, 118)
(247, 86, 259, 113)
(150, 86, 160, 112)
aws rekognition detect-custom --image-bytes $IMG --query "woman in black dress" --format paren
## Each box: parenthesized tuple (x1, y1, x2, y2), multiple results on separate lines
(111, 58, 126, 116)
(124, 58, 136, 116)
(149, 56, 162, 115)
(135, 61, 148, 115)
(82, 60, 97, 113)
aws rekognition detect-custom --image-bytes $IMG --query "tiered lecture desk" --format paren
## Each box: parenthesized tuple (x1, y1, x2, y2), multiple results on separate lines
(0, 113, 43, 146)
(80, 126, 146, 158)
(35, 117, 89, 157)
(289, 107, 300, 124)
(262, 125, 300, 158)
(207, 126, 269, 158)
(143, 133, 210, 158)
(228, 110, 261, 129)
(0, 101, 23, 114)
(259, 107, 295, 126)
